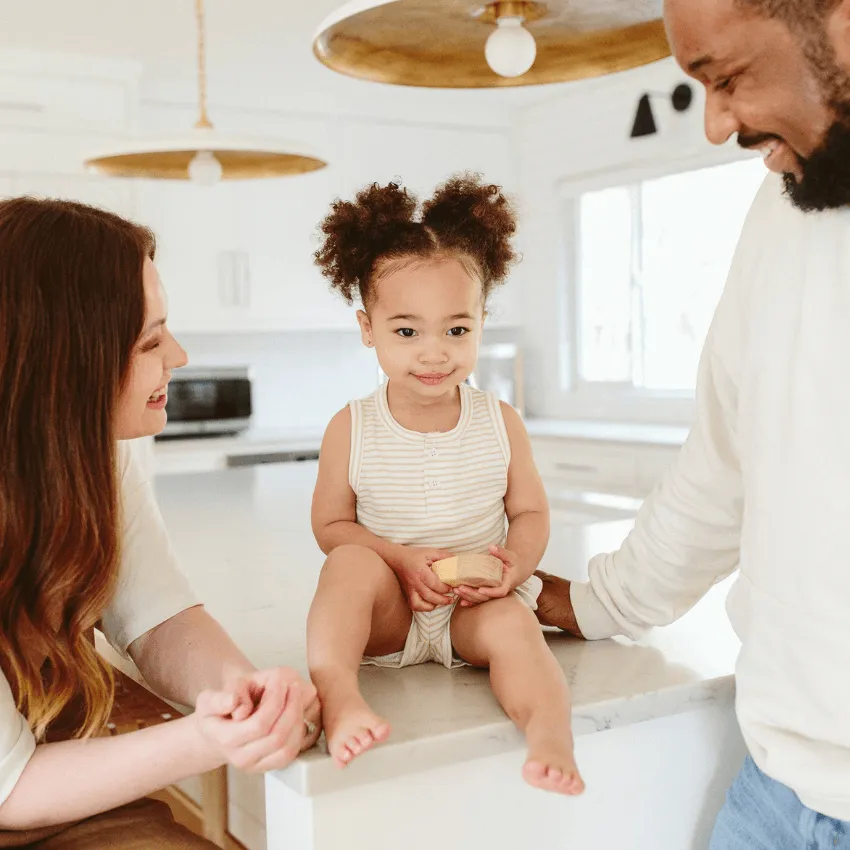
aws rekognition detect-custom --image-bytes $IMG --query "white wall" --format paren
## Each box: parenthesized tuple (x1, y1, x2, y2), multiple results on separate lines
(176, 330, 375, 433)
(513, 58, 752, 423)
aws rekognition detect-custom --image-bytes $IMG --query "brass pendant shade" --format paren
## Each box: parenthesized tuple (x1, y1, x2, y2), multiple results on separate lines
(313, 0, 671, 89)
(86, 0, 327, 182)
(86, 133, 327, 181)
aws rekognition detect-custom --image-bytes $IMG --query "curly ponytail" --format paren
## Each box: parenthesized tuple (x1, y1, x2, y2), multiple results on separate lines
(314, 173, 518, 307)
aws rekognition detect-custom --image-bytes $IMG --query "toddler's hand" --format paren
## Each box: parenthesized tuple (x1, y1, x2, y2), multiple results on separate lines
(193, 667, 319, 772)
(395, 547, 455, 612)
(455, 545, 517, 607)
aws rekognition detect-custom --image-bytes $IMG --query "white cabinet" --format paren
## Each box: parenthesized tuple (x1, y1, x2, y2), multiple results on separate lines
(5, 173, 136, 217)
(339, 122, 515, 194)
(135, 180, 240, 333)
(0, 50, 138, 175)
(0, 51, 139, 229)
(531, 436, 679, 497)
(136, 170, 357, 334)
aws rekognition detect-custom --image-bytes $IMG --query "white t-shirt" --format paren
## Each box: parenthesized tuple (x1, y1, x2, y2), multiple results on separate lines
(571, 173, 850, 820)
(0, 439, 198, 805)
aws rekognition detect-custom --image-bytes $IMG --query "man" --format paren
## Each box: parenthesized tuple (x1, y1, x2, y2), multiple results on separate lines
(535, 1, 850, 847)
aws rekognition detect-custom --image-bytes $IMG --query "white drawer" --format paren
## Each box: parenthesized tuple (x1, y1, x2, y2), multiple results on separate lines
(532, 438, 639, 495)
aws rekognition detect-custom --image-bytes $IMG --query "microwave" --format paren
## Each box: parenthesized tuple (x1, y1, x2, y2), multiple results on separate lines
(157, 366, 253, 440)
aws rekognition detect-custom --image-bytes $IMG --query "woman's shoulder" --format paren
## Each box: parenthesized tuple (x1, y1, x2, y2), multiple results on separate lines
(116, 439, 155, 493)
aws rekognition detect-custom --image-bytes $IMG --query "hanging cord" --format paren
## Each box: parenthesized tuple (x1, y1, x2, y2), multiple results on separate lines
(195, 0, 213, 128)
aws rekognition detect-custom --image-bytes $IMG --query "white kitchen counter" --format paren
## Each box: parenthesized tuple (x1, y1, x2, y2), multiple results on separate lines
(525, 418, 690, 447)
(152, 427, 324, 476)
(152, 462, 745, 850)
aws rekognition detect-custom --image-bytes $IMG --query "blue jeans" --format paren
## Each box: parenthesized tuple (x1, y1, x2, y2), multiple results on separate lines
(711, 756, 850, 849)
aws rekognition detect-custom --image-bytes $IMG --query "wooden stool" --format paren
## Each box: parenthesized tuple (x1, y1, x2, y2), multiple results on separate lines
(105, 667, 229, 848)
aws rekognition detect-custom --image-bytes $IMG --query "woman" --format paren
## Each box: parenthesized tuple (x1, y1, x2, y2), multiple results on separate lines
(0, 197, 321, 847)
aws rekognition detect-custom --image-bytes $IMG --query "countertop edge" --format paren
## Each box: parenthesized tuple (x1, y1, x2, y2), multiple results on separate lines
(270, 673, 735, 798)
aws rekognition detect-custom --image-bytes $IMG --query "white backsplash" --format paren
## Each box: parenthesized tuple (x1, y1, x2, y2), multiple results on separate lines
(175, 331, 378, 433)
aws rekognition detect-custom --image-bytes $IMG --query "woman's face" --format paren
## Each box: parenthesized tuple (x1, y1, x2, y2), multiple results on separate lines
(114, 258, 188, 440)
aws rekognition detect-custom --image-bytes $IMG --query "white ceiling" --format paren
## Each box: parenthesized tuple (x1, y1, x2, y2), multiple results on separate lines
(0, 1, 662, 128)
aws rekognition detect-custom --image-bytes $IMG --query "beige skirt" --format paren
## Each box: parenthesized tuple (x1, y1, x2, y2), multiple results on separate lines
(0, 798, 217, 849)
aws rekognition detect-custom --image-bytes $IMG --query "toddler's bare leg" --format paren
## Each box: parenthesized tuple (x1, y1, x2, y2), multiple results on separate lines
(308, 544, 411, 767)
(451, 596, 584, 795)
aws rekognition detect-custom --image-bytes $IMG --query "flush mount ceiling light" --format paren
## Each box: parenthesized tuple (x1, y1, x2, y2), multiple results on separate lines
(313, 0, 671, 88)
(85, 0, 327, 185)
(630, 82, 694, 138)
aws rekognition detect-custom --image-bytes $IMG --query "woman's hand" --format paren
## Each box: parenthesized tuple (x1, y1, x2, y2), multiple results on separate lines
(393, 546, 455, 612)
(193, 667, 320, 772)
(229, 667, 323, 752)
(455, 545, 518, 608)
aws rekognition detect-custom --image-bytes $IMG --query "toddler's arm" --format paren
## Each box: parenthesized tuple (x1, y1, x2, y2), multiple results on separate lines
(311, 408, 453, 609)
(312, 407, 406, 564)
(500, 402, 550, 587)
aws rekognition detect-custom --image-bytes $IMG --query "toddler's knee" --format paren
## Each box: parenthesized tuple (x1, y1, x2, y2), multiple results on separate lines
(479, 597, 538, 640)
(322, 544, 393, 582)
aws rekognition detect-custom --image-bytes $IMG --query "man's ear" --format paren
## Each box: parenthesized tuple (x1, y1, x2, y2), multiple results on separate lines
(827, 0, 850, 71)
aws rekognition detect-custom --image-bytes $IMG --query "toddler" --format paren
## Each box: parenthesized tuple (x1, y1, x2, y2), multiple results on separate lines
(307, 174, 583, 796)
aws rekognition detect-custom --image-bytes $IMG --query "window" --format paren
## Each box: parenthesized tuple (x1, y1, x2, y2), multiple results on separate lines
(576, 157, 767, 394)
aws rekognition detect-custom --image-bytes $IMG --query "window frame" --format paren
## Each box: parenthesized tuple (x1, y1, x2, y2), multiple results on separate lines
(556, 147, 764, 425)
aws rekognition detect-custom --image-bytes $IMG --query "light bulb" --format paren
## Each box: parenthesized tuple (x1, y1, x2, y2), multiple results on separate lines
(485, 17, 537, 78)
(188, 150, 223, 186)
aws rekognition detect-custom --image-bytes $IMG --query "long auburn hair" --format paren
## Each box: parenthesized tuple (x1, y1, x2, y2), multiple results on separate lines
(0, 197, 153, 740)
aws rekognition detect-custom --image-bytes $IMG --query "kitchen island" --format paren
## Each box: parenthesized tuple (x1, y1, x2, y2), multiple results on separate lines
(151, 461, 744, 850)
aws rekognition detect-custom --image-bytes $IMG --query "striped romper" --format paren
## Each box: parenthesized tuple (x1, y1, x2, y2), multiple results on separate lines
(349, 380, 543, 669)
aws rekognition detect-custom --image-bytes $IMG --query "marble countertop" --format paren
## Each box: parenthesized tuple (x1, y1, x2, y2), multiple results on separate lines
(154, 462, 739, 798)
(525, 418, 690, 447)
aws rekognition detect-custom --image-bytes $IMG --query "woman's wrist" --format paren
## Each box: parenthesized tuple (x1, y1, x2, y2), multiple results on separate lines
(181, 714, 228, 775)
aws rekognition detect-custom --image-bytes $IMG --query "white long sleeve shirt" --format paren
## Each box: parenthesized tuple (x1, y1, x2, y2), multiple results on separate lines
(571, 173, 850, 821)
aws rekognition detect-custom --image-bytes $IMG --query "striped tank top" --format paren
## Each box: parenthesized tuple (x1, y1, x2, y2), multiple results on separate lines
(349, 381, 509, 552)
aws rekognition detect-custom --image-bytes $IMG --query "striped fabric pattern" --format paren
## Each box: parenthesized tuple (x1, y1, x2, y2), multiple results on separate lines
(349, 381, 510, 553)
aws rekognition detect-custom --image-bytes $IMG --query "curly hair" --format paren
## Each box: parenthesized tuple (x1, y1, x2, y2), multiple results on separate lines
(314, 173, 518, 308)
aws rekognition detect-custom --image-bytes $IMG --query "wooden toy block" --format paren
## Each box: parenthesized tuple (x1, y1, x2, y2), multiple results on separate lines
(431, 553, 504, 588)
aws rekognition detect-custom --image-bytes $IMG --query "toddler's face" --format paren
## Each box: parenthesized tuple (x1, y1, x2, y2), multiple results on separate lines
(358, 257, 484, 397)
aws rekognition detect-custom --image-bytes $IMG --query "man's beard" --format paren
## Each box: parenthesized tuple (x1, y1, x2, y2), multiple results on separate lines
(782, 111, 850, 212)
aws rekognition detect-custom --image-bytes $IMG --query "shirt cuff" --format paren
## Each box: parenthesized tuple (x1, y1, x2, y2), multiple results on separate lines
(570, 580, 623, 641)
(111, 597, 202, 655)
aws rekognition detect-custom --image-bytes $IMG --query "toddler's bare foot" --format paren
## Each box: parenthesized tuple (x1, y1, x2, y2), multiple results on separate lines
(523, 723, 585, 796)
(322, 686, 391, 769)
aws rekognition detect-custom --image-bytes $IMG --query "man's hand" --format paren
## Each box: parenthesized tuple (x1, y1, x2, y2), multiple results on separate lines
(393, 547, 455, 612)
(454, 545, 518, 608)
(534, 571, 584, 638)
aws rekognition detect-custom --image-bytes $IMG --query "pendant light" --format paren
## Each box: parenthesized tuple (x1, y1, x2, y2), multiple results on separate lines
(86, 0, 327, 183)
(313, 0, 671, 89)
